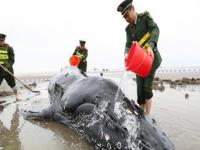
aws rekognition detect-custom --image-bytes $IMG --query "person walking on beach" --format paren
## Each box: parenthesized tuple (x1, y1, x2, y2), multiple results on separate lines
(73, 40, 88, 75)
(117, 0, 162, 115)
(0, 33, 20, 101)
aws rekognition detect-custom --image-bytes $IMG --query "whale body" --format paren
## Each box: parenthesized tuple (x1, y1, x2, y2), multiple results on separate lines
(22, 67, 175, 150)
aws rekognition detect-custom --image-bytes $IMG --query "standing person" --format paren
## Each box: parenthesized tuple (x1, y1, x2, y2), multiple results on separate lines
(0, 33, 20, 101)
(73, 40, 88, 75)
(117, 0, 162, 115)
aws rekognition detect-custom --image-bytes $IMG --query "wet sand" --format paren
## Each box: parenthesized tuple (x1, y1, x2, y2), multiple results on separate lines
(1, 71, 200, 150)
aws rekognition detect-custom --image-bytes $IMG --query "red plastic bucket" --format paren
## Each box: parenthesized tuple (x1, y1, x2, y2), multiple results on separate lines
(125, 42, 153, 77)
(69, 55, 80, 66)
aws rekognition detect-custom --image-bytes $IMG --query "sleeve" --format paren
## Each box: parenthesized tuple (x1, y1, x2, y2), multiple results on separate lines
(82, 49, 88, 60)
(146, 12, 160, 49)
(8, 46, 15, 66)
(125, 28, 132, 54)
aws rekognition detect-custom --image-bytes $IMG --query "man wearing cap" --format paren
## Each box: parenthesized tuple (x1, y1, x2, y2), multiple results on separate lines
(73, 40, 88, 75)
(117, 0, 162, 115)
(0, 33, 20, 101)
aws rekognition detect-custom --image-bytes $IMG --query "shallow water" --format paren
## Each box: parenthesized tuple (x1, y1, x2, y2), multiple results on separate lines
(0, 81, 92, 150)
(152, 86, 200, 150)
(114, 74, 200, 150)
(0, 73, 200, 150)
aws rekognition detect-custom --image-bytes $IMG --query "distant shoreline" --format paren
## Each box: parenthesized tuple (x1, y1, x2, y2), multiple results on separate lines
(1, 69, 200, 96)
(1, 67, 199, 91)
(13, 67, 200, 81)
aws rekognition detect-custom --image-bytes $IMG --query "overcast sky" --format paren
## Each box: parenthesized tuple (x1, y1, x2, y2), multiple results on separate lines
(0, 0, 200, 73)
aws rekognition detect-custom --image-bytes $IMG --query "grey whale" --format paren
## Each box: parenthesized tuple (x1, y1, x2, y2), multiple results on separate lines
(22, 67, 175, 150)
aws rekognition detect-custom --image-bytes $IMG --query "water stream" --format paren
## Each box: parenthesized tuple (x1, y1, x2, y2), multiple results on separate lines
(114, 70, 127, 103)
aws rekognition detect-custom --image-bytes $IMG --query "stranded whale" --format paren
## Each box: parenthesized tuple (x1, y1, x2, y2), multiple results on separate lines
(22, 67, 175, 150)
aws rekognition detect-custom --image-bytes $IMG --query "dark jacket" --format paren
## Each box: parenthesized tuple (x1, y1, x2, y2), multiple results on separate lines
(125, 11, 162, 72)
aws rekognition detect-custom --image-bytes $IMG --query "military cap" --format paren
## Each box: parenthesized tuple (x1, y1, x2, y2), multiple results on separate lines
(79, 40, 86, 45)
(117, 0, 133, 16)
(0, 33, 6, 39)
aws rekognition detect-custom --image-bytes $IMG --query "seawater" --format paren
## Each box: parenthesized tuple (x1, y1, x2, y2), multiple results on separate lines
(114, 70, 127, 103)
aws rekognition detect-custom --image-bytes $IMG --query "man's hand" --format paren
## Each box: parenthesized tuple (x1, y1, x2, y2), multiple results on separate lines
(146, 47, 154, 60)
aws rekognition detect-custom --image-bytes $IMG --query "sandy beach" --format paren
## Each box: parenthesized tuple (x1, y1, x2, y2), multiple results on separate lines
(0, 69, 200, 150)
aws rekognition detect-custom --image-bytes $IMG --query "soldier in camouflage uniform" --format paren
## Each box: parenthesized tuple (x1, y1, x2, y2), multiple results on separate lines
(117, 0, 162, 115)
(73, 40, 88, 75)
(0, 33, 20, 101)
